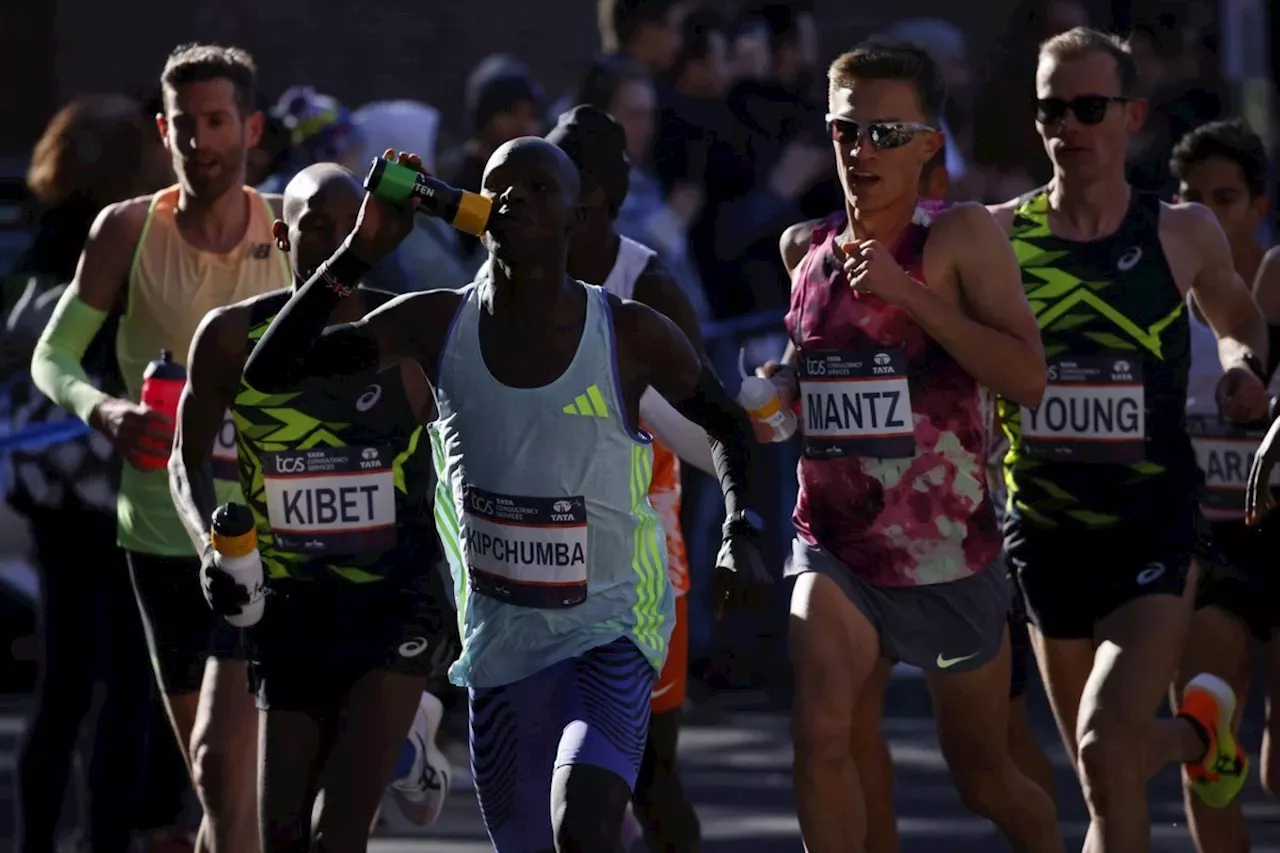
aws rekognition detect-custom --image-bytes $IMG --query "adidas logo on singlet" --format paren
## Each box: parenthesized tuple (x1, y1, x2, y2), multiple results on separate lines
(562, 385, 610, 418)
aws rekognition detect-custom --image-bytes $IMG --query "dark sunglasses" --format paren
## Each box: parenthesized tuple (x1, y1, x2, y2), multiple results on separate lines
(825, 115, 935, 150)
(1035, 95, 1130, 125)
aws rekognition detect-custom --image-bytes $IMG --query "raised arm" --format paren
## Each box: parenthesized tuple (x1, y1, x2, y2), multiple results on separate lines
(170, 306, 244, 553)
(240, 257, 455, 394)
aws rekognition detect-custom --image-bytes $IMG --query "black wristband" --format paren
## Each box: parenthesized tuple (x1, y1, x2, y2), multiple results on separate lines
(316, 246, 370, 297)
(1242, 352, 1268, 383)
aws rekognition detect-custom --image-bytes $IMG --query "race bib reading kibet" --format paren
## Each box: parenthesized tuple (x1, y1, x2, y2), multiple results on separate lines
(1187, 414, 1278, 518)
(1020, 355, 1145, 464)
(799, 348, 915, 459)
(262, 446, 397, 554)
(211, 409, 238, 481)
(462, 484, 588, 609)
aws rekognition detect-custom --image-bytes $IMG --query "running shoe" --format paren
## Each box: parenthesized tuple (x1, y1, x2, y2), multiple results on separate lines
(387, 691, 452, 826)
(1180, 673, 1248, 808)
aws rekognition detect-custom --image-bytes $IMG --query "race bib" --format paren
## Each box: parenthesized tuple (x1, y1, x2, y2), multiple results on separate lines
(1187, 414, 1277, 519)
(263, 446, 397, 554)
(799, 348, 915, 459)
(212, 409, 238, 482)
(462, 484, 588, 609)
(1021, 355, 1144, 464)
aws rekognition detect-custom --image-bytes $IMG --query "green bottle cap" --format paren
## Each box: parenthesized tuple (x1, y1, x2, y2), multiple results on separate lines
(364, 157, 418, 205)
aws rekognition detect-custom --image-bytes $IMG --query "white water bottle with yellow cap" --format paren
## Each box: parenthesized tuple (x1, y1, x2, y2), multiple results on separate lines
(737, 348, 796, 442)
(209, 503, 266, 627)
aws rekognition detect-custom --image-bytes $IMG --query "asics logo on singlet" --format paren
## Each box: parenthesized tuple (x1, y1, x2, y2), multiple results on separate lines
(356, 384, 382, 412)
(1136, 562, 1166, 585)
(1116, 246, 1143, 272)
(398, 637, 430, 657)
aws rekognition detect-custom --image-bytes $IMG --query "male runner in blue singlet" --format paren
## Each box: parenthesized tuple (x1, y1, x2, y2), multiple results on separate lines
(240, 142, 770, 852)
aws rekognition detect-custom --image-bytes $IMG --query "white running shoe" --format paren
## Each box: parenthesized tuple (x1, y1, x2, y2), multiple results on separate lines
(387, 691, 452, 827)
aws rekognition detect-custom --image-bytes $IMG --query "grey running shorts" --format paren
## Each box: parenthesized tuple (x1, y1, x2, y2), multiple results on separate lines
(789, 538, 1010, 674)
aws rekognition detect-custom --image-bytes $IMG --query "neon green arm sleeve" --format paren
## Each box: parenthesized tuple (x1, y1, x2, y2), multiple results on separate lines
(30, 287, 111, 424)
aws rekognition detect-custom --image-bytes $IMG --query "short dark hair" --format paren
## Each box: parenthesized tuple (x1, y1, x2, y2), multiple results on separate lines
(161, 43, 257, 115)
(1170, 118, 1269, 198)
(598, 0, 680, 53)
(673, 5, 728, 76)
(828, 42, 947, 125)
(575, 54, 653, 113)
(1038, 27, 1138, 96)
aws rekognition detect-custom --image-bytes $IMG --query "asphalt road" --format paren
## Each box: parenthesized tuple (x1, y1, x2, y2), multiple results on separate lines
(5, 668, 1280, 852)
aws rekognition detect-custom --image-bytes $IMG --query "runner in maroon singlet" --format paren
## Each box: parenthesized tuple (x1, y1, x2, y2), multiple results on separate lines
(758, 42, 1061, 852)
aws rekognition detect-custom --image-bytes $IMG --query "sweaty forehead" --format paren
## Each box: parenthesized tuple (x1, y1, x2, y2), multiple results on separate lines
(484, 141, 580, 194)
(1036, 52, 1123, 97)
(829, 79, 924, 122)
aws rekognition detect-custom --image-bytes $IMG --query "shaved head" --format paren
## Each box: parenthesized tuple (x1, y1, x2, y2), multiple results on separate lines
(275, 162, 366, 282)
(483, 136, 582, 205)
(282, 162, 362, 226)
(480, 136, 584, 264)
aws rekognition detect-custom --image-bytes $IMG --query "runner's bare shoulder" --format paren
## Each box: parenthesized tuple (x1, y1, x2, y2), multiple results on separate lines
(984, 197, 1020, 234)
(780, 218, 825, 278)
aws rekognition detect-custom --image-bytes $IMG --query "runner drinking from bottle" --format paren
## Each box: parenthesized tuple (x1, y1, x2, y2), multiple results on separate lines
(168, 162, 457, 851)
(548, 103, 708, 852)
(760, 41, 1060, 853)
(1168, 117, 1280, 853)
(30, 43, 287, 853)
(987, 28, 1267, 852)
(239, 142, 771, 852)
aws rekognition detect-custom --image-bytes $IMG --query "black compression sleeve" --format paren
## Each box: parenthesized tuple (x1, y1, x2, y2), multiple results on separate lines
(242, 246, 378, 393)
(671, 364, 754, 518)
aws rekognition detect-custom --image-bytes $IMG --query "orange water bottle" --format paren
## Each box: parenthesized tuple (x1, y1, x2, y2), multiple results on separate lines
(737, 348, 796, 442)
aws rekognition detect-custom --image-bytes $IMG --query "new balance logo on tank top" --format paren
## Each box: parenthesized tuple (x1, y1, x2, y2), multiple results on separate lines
(432, 278, 673, 689)
(117, 185, 290, 556)
(998, 189, 1198, 531)
(784, 202, 1000, 587)
(233, 290, 437, 584)
(599, 236, 690, 597)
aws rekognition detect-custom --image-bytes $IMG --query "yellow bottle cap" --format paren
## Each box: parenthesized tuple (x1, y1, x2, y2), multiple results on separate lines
(454, 193, 492, 237)
(210, 525, 258, 558)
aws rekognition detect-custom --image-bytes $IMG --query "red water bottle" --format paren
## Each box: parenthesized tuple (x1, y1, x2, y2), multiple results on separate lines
(136, 348, 185, 471)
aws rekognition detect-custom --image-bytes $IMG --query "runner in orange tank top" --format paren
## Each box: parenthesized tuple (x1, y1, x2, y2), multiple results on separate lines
(548, 105, 736, 852)
(31, 44, 288, 853)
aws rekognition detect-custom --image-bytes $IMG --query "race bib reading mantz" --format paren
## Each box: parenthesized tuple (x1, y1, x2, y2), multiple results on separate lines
(463, 484, 588, 609)
(800, 348, 915, 459)
(1021, 355, 1145, 464)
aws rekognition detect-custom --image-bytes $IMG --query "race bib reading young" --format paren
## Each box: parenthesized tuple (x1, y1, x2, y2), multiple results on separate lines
(462, 484, 588, 609)
(799, 348, 915, 459)
(263, 446, 397, 554)
(1187, 414, 1277, 519)
(1021, 355, 1145, 464)
(212, 409, 238, 482)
